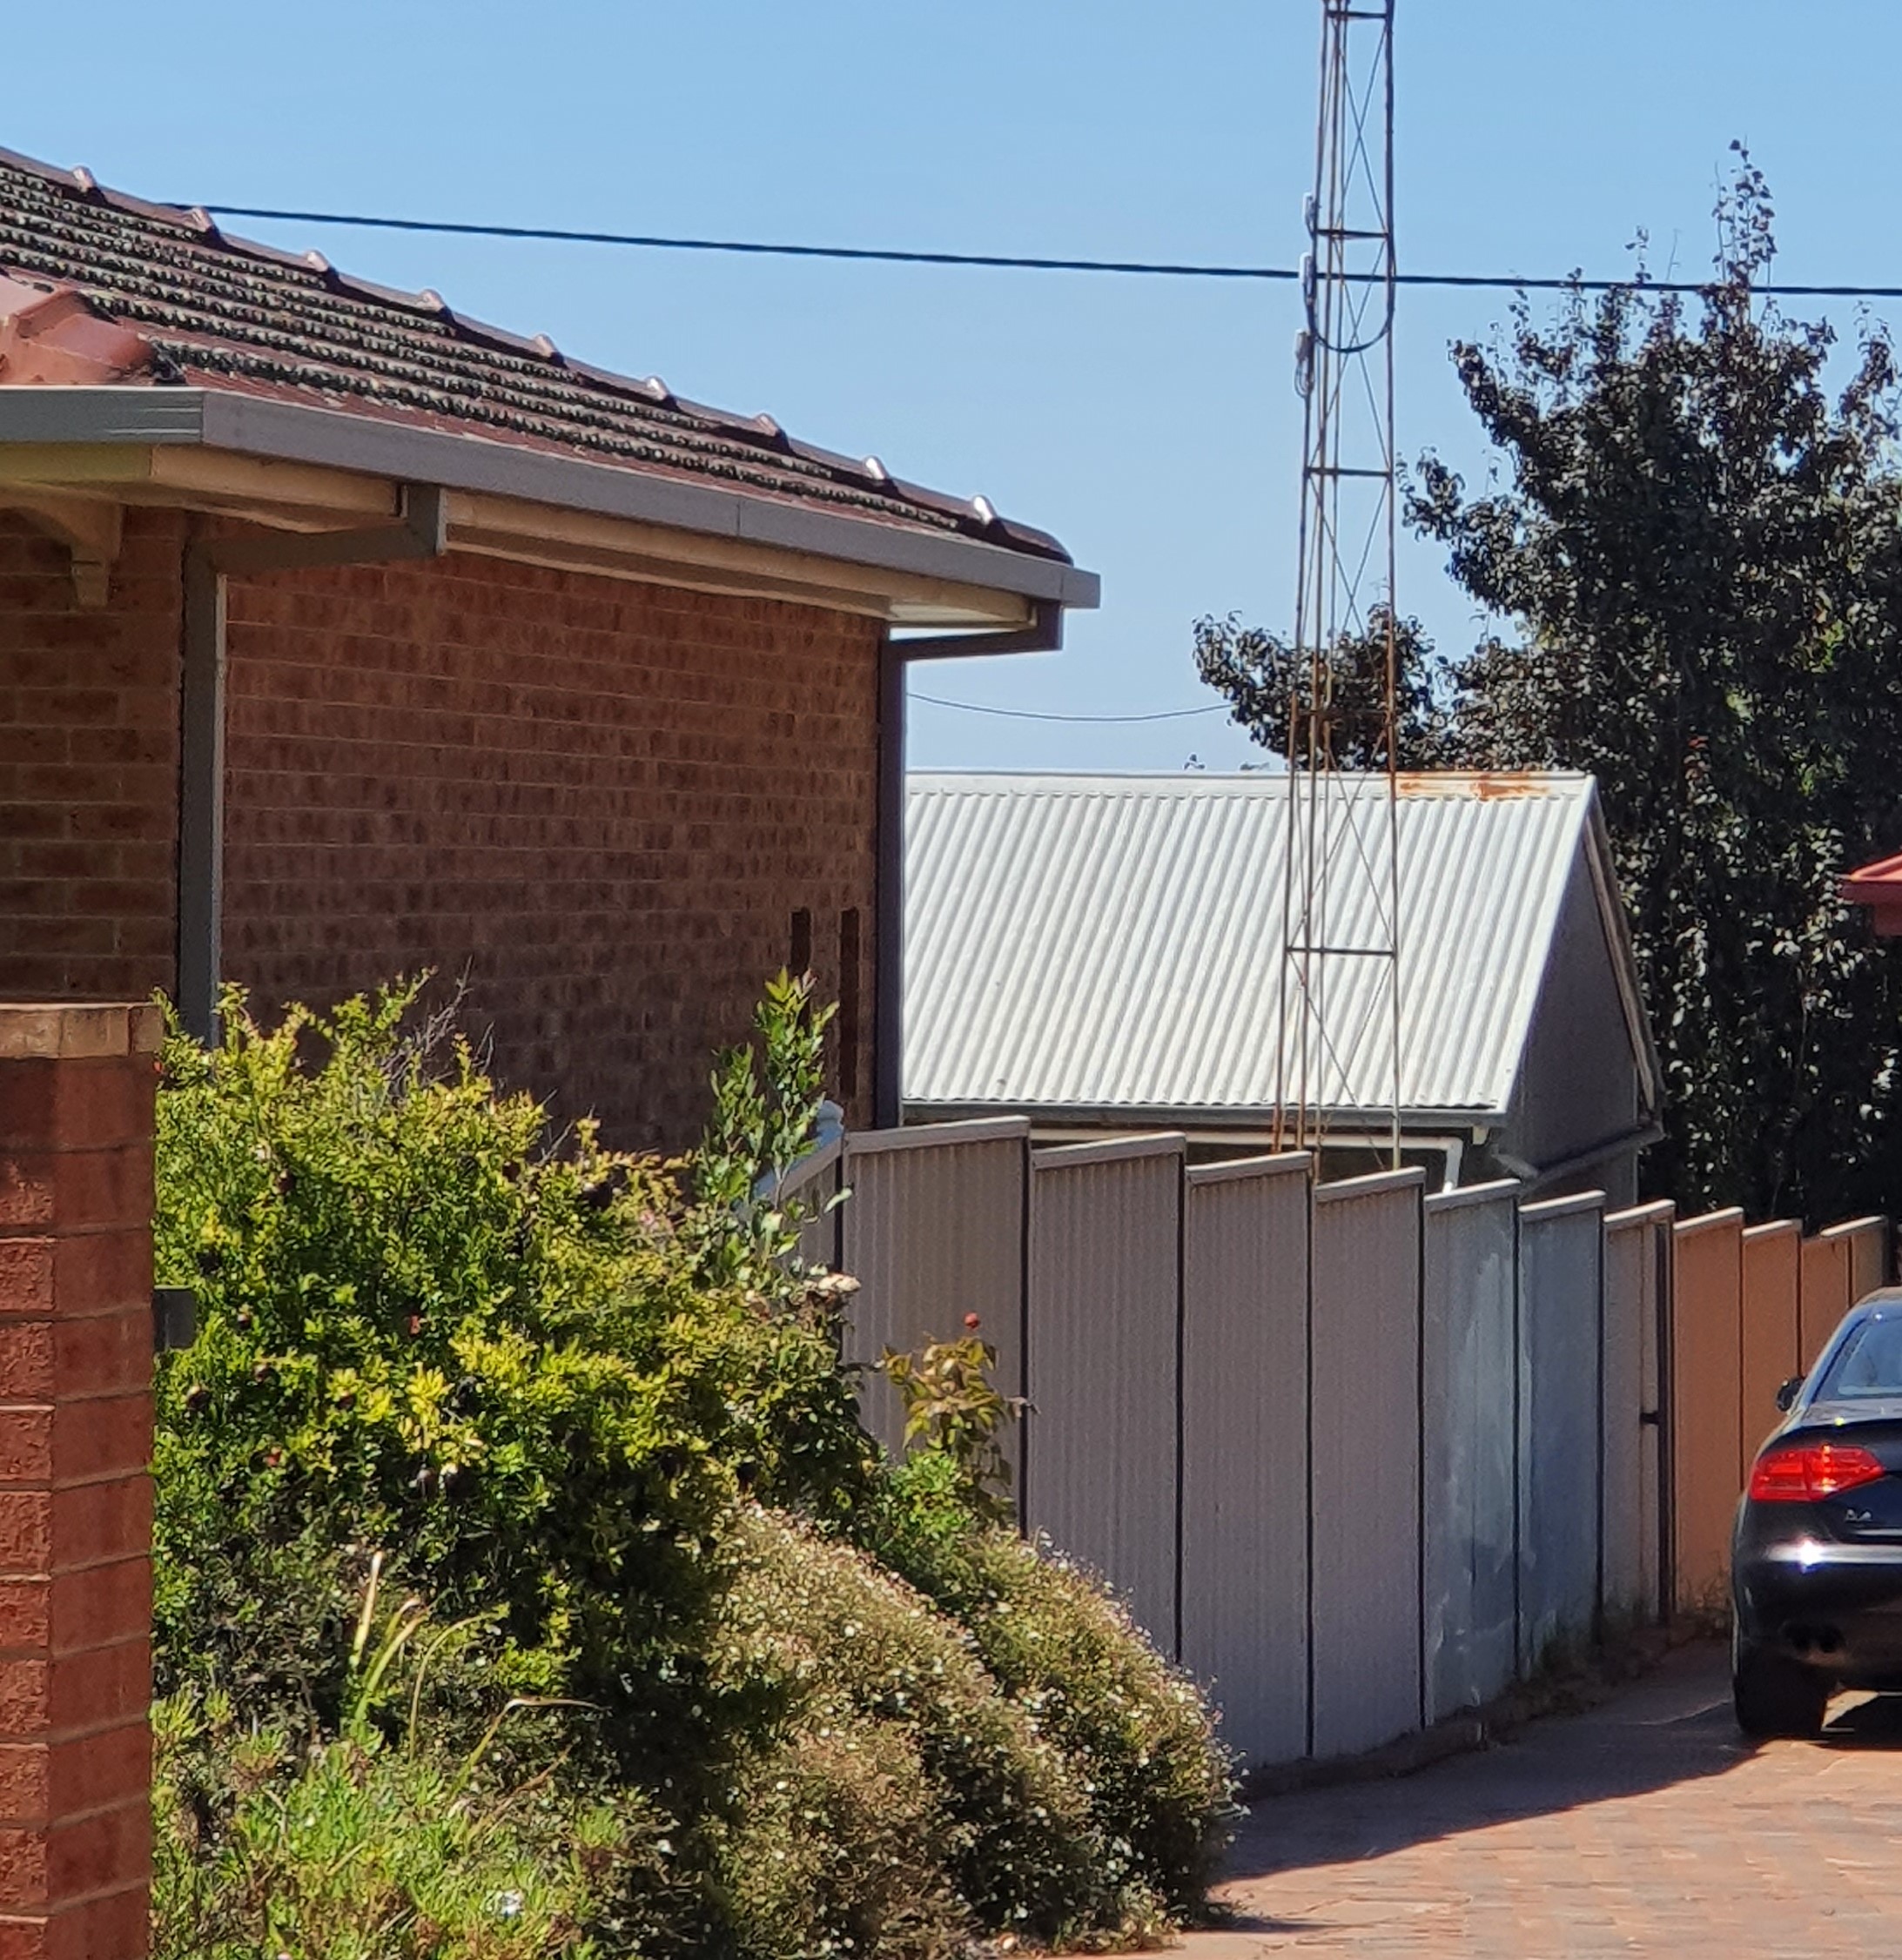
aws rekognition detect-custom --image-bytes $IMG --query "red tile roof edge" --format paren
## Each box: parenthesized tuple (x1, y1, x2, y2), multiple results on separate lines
(0, 144, 1073, 566)
(1841, 849, 1902, 903)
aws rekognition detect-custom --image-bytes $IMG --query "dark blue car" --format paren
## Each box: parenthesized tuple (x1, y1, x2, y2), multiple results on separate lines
(1732, 1293, 1902, 1736)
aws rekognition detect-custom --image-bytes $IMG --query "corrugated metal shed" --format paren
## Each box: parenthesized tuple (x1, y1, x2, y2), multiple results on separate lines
(904, 769, 1656, 1124)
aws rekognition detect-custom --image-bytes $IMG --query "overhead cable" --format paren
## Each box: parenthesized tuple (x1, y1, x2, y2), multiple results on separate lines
(193, 204, 1902, 299)
(909, 691, 1229, 724)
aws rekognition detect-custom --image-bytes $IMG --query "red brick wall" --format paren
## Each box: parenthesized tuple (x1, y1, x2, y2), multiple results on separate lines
(219, 550, 882, 1151)
(1, 517, 885, 1151)
(0, 511, 183, 1002)
(0, 1001, 162, 1960)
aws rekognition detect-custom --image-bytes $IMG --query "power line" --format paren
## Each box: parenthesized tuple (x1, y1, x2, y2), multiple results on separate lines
(909, 690, 1229, 724)
(198, 205, 1287, 280)
(195, 203, 1902, 299)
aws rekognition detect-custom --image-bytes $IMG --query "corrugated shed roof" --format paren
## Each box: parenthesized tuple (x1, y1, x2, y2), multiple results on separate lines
(904, 770, 1638, 1122)
(0, 145, 1069, 565)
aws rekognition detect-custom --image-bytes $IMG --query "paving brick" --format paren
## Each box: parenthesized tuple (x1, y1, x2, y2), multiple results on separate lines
(1186, 1645, 1902, 1959)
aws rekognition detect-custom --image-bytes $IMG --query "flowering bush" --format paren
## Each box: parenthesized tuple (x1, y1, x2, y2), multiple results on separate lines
(876, 1456, 1237, 1919)
(149, 977, 1233, 1957)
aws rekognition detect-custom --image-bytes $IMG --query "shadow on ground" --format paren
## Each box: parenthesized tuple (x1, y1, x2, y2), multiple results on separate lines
(1173, 1642, 1902, 1957)
(1818, 1687, 1902, 1749)
(1217, 1640, 1902, 1902)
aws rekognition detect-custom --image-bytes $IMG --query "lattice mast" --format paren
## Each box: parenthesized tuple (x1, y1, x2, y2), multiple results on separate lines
(1274, 0, 1404, 1165)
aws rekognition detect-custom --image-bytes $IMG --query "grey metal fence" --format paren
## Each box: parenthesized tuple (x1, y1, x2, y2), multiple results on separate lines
(1516, 1192, 1606, 1667)
(1180, 1153, 1312, 1768)
(1421, 1181, 1519, 1720)
(1309, 1169, 1426, 1758)
(819, 1120, 1677, 1771)
(1025, 1134, 1185, 1646)
(836, 1118, 1030, 1463)
(1603, 1201, 1672, 1621)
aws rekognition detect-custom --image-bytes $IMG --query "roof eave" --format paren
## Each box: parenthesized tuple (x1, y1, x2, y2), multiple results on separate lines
(0, 384, 1101, 620)
(899, 1098, 1510, 1131)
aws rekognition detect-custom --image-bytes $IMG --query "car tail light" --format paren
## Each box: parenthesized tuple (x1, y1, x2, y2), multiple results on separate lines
(1748, 1441, 1888, 1502)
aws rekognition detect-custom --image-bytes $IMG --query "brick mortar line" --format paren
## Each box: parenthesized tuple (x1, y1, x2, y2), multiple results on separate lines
(0, 1632, 147, 1670)
(0, 1876, 151, 1922)
(0, 1467, 154, 1491)
(0, 1303, 158, 1323)
(0, 1551, 151, 1584)
(0, 1715, 150, 1760)
(0, 1225, 154, 1243)
(0, 1389, 153, 1409)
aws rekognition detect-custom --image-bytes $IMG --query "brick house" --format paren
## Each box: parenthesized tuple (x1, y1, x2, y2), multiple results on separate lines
(0, 147, 1096, 1149)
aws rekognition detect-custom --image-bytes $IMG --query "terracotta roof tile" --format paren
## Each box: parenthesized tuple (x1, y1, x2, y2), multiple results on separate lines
(0, 146, 1069, 564)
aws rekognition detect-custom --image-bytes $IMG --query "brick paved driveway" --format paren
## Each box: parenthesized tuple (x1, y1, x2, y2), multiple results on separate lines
(1176, 1643, 1902, 1958)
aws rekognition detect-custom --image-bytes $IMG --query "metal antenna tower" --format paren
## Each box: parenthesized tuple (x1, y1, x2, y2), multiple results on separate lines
(1274, 0, 1404, 1166)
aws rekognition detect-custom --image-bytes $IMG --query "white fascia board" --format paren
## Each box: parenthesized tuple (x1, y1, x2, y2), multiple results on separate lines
(0, 386, 1101, 612)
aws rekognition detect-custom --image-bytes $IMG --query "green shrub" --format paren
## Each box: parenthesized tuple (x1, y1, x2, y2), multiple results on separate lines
(153, 978, 873, 1752)
(877, 1452, 1237, 1921)
(151, 1563, 693, 1960)
(707, 1506, 1182, 1950)
(151, 977, 1235, 1955)
(153, 1688, 637, 1960)
(878, 1326, 1024, 1527)
(714, 1717, 964, 1960)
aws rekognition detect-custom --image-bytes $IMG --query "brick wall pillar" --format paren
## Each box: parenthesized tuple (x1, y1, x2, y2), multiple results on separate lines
(0, 1006, 158, 1960)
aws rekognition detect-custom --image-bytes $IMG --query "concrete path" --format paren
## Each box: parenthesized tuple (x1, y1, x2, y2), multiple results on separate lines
(1175, 1643, 1902, 1957)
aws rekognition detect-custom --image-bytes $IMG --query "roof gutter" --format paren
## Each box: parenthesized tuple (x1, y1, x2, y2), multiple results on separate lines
(889, 599, 1066, 663)
(0, 386, 1100, 614)
(176, 484, 449, 1041)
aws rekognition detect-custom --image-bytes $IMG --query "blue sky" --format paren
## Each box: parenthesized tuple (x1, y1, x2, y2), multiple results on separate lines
(8, 2, 1893, 768)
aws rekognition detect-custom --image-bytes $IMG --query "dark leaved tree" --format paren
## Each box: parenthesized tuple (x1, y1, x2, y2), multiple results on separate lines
(1191, 607, 1449, 770)
(1200, 154, 1902, 1221)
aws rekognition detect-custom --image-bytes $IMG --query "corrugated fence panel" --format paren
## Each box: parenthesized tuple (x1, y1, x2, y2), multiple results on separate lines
(1027, 1135, 1185, 1650)
(1518, 1192, 1606, 1666)
(1798, 1232, 1851, 1377)
(1421, 1181, 1520, 1720)
(1603, 1203, 1671, 1621)
(1180, 1154, 1311, 1769)
(1740, 1224, 1801, 1473)
(1310, 1170, 1424, 1758)
(1828, 1217, 1890, 1312)
(839, 1120, 1031, 1462)
(1672, 1210, 1745, 1608)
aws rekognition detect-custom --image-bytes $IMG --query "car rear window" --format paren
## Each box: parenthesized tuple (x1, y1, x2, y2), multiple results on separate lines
(1818, 1316, 1902, 1399)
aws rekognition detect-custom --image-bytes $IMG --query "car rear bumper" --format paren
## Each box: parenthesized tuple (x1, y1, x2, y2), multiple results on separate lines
(1734, 1540, 1902, 1686)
